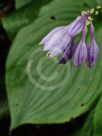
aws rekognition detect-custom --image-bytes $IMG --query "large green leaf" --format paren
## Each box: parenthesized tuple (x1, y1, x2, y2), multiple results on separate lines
(2, 0, 52, 39)
(6, 0, 102, 130)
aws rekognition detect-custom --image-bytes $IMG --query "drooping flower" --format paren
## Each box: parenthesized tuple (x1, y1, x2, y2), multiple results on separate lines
(87, 23, 99, 68)
(40, 15, 87, 58)
(40, 6, 100, 68)
(73, 27, 87, 67)
(40, 25, 71, 57)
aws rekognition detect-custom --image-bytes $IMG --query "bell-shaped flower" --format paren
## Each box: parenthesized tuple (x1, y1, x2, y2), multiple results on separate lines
(40, 25, 71, 55)
(40, 15, 88, 58)
(87, 23, 99, 68)
(73, 27, 87, 67)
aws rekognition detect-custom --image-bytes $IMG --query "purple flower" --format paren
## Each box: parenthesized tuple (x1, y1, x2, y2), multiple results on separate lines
(40, 15, 87, 58)
(87, 23, 99, 68)
(40, 12, 99, 68)
(68, 15, 88, 36)
(59, 40, 74, 64)
(49, 46, 63, 57)
(73, 27, 87, 67)
(40, 25, 71, 57)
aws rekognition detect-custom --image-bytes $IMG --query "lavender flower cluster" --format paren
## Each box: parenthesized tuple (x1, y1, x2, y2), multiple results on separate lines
(40, 8, 100, 68)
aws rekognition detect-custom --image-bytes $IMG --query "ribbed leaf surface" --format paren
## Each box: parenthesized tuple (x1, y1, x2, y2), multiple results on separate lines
(5, 0, 102, 130)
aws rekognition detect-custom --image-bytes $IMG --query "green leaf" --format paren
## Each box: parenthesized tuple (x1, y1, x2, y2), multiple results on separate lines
(15, 0, 51, 9)
(2, 0, 52, 39)
(16, 0, 32, 9)
(6, 0, 102, 131)
(93, 95, 102, 136)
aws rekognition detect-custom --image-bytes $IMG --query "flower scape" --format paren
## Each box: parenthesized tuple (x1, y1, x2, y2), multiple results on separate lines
(40, 6, 102, 68)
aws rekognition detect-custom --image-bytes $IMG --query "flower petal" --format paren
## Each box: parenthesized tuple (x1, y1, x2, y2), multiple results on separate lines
(73, 43, 87, 67)
(87, 23, 99, 68)
(40, 26, 64, 45)
(59, 40, 75, 64)
(73, 27, 87, 67)
(68, 15, 87, 36)
(40, 25, 70, 45)
(50, 47, 62, 58)
(87, 41, 99, 68)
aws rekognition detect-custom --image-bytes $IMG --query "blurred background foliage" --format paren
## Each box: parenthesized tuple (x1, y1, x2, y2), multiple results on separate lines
(0, 0, 102, 136)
